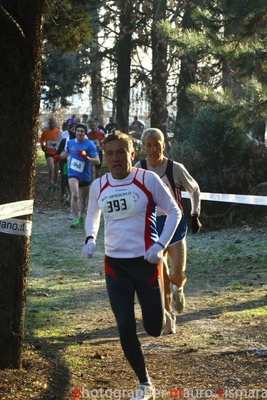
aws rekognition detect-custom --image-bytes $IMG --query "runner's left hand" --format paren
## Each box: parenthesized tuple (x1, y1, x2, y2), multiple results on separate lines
(191, 216, 202, 234)
(77, 150, 87, 160)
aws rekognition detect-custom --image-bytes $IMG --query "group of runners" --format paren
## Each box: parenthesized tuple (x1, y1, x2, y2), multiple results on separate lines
(40, 117, 106, 228)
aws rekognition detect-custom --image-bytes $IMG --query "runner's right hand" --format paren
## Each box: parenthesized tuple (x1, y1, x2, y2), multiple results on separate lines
(53, 155, 61, 163)
(82, 239, 96, 259)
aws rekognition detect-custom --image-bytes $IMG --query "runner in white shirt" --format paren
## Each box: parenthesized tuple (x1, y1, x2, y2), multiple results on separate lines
(82, 132, 181, 400)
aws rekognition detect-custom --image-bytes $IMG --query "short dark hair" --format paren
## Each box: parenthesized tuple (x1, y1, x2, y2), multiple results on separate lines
(75, 124, 87, 133)
(69, 123, 76, 130)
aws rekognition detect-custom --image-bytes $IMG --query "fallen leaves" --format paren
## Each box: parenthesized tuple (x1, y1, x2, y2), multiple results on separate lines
(92, 350, 107, 360)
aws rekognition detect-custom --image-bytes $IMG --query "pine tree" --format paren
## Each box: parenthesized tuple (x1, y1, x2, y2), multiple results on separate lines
(162, 0, 267, 138)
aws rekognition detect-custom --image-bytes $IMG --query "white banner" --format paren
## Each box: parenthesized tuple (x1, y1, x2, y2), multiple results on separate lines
(0, 218, 32, 236)
(182, 191, 267, 206)
(0, 200, 34, 220)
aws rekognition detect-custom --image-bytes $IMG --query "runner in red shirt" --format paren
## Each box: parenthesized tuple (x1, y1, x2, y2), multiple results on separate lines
(87, 120, 106, 179)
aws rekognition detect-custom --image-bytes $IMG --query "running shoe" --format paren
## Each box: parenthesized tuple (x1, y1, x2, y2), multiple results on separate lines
(78, 216, 84, 228)
(130, 384, 155, 400)
(70, 218, 79, 228)
(68, 212, 73, 220)
(163, 310, 176, 334)
(172, 284, 186, 314)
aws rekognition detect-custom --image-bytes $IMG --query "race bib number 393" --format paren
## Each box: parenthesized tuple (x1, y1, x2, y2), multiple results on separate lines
(100, 190, 136, 220)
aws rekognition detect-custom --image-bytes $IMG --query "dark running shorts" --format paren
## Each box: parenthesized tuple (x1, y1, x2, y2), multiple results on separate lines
(68, 176, 91, 187)
(156, 213, 187, 245)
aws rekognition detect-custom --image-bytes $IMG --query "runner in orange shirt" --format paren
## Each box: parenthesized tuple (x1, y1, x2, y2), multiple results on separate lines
(40, 117, 61, 192)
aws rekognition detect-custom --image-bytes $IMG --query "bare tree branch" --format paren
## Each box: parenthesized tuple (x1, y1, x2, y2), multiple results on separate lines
(0, 4, 26, 38)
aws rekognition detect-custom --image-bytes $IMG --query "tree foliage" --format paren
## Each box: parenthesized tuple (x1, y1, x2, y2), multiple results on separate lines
(43, 0, 93, 53)
(167, 104, 267, 225)
(41, 46, 92, 111)
(158, 0, 267, 136)
(157, 0, 267, 227)
(41, 0, 94, 110)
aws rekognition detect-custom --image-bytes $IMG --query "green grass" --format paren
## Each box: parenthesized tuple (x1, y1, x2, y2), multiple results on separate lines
(224, 304, 267, 319)
(26, 218, 267, 349)
(36, 148, 47, 170)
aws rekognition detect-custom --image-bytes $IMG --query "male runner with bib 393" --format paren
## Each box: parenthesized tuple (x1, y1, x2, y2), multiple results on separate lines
(82, 132, 181, 400)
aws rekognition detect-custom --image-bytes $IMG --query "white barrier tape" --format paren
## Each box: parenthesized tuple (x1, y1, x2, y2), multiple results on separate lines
(0, 218, 32, 236)
(182, 191, 267, 206)
(0, 200, 33, 220)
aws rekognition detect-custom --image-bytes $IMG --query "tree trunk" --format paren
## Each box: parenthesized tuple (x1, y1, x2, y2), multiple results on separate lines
(0, 1, 45, 368)
(176, 2, 198, 122)
(116, 0, 133, 134)
(150, 0, 167, 134)
(91, 61, 104, 125)
(90, 16, 104, 125)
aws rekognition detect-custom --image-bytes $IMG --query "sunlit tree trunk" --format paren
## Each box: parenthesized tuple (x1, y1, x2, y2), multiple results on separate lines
(150, 0, 167, 134)
(116, 0, 134, 133)
(0, 1, 45, 368)
(90, 14, 104, 125)
(176, 2, 198, 122)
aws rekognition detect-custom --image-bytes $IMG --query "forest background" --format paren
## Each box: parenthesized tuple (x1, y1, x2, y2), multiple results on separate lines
(40, 0, 267, 223)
